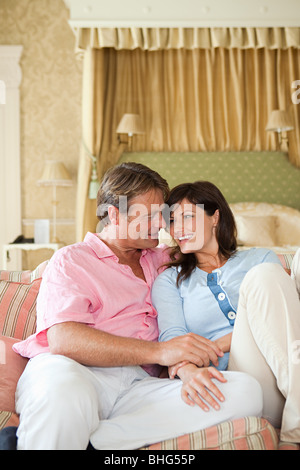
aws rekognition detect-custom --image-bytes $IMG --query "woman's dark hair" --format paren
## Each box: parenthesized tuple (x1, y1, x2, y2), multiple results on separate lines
(164, 181, 237, 285)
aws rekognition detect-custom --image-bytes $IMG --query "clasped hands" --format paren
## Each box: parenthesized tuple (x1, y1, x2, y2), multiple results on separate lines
(165, 333, 232, 412)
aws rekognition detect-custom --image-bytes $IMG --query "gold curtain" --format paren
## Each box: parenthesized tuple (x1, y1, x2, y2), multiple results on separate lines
(77, 48, 126, 241)
(74, 27, 300, 52)
(77, 45, 300, 241)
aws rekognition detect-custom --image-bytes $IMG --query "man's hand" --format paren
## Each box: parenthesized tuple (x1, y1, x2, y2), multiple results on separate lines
(157, 333, 224, 369)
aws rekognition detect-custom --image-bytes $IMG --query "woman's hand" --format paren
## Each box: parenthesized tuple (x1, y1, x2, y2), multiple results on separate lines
(214, 333, 232, 353)
(175, 363, 227, 411)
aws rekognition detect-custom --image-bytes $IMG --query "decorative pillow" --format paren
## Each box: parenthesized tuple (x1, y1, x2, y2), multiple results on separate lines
(230, 202, 300, 247)
(0, 336, 28, 413)
(0, 278, 41, 340)
(0, 260, 48, 283)
(235, 215, 278, 246)
(0, 260, 48, 341)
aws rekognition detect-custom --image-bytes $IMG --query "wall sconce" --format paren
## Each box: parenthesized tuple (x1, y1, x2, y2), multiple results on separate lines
(265, 110, 294, 149)
(37, 161, 73, 242)
(116, 113, 145, 151)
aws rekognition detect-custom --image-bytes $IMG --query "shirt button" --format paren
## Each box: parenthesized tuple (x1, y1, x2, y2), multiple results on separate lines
(228, 311, 236, 320)
(218, 292, 225, 301)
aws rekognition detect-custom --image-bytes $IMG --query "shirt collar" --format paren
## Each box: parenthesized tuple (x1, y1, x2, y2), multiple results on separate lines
(84, 232, 116, 259)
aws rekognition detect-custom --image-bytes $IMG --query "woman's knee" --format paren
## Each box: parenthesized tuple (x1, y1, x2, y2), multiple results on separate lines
(239, 263, 293, 311)
(242, 262, 285, 289)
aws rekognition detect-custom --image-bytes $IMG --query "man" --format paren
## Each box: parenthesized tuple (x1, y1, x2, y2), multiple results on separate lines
(13, 162, 262, 450)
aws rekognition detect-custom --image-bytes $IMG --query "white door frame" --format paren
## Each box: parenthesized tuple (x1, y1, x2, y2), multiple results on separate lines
(0, 45, 23, 270)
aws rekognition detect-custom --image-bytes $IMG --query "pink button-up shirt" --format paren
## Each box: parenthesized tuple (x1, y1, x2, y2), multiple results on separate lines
(13, 233, 169, 376)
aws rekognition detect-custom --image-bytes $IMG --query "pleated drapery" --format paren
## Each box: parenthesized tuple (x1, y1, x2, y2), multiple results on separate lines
(76, 30, 300, 241)
(74, 27, 300, 52)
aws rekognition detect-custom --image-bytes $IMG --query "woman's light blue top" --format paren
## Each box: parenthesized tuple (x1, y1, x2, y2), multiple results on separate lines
(151, 248, 281, 370)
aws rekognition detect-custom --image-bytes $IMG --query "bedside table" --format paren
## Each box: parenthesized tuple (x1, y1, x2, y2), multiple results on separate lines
(2, 243, 63, 270)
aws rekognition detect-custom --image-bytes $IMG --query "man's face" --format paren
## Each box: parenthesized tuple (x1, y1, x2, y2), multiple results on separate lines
(118, 189, 166, 249)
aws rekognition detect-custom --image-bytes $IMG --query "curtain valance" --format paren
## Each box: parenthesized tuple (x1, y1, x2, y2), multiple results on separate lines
(74, 27, 300, 52)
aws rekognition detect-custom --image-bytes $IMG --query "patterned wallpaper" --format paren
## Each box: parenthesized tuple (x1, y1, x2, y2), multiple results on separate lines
(0, 0, 82, 253)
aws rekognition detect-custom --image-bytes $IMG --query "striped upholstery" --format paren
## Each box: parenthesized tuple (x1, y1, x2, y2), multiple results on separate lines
(0, 413, 282, 450)
(278, 441, 300, 450)
(0, 261, 48, 283)
(0, 279, 41, 340)
(0, 411, 19, 430)
(276, 253, 295, 275)
(141, 417, 279, 450)
(0, 261, 48, 340)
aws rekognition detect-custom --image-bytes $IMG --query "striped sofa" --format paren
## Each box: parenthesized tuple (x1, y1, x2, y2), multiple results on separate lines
(0, 255, 297, 450)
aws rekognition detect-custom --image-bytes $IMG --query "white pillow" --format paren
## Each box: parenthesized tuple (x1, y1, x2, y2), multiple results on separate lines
(235, 215, 278, 246)
(230, 202, 300, 246)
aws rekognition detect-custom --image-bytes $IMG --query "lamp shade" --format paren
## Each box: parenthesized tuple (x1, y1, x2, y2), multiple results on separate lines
(265, 110, 294, 133)
(116, 114, 145, 136)
(37, 161, 73, 187)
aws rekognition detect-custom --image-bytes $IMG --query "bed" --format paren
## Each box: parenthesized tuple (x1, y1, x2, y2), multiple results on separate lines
(117, 151, 300, 258)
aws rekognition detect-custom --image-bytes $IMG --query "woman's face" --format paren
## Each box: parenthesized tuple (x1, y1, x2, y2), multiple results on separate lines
(169, 198, 219, 254)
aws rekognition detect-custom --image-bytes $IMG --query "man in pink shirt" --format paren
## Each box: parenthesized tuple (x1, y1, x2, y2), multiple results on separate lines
(14, 163, 262, 450)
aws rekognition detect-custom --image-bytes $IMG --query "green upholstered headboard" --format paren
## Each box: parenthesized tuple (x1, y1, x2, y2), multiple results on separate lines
(117, 151, 300, 210)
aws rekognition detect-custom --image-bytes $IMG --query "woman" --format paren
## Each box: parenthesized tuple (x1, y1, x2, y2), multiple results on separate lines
(152, 181, 300, 443)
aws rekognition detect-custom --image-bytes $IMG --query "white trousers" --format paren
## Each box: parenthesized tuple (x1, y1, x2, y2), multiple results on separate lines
(228, 253, 300, 442)
(15, 354, 262, 450)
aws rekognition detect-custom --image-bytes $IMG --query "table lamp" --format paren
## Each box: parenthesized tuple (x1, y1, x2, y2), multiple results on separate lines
(37, 161, 73, 242)
(265, 110, 294, 149)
